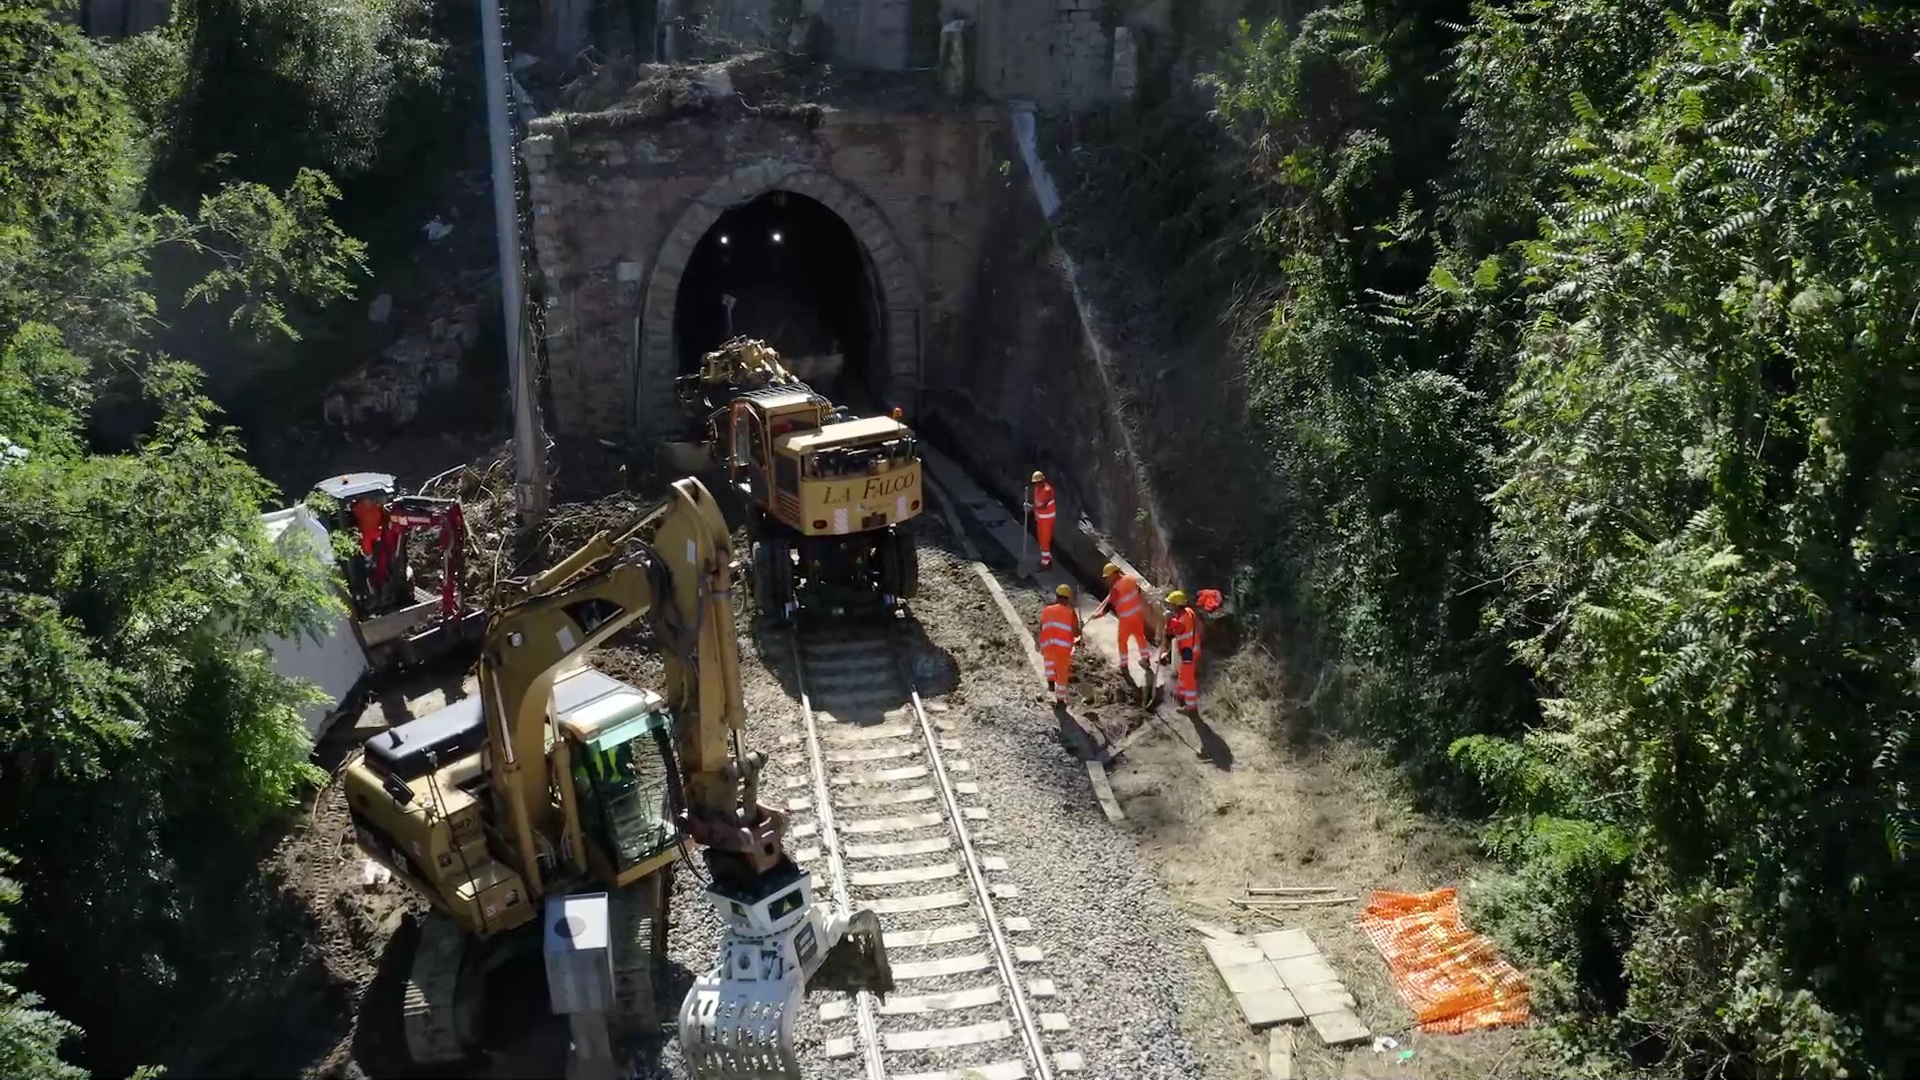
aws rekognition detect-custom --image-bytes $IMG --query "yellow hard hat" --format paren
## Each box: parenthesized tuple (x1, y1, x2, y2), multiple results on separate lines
(1031, 470, 1046, 483)
(1102, 562, 1120, 577)
(1167, 589, 1189, 606)
(1055, 584, 1072, 598)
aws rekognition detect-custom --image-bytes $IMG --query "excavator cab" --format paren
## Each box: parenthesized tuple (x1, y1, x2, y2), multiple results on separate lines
(558, 696, 680, 878)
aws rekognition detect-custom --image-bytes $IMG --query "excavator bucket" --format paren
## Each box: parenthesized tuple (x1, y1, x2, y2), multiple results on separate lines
(807, 907, 894, 997)
(679, 906, 895, 1080)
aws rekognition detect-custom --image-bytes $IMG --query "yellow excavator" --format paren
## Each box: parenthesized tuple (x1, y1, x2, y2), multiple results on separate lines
(343, 477, 893, 1079)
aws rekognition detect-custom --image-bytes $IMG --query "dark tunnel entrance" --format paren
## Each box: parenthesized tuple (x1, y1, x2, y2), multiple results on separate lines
(673, 191, 883, 405)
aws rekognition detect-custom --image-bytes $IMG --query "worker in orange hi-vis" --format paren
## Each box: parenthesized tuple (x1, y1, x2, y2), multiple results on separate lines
(1091, 562, 1153, 679)
(350, 497, 386, 557)
(1037, 583, 1082, 706)
(1158, 590, 1201, 714)
(1026, 470, 1057, 569)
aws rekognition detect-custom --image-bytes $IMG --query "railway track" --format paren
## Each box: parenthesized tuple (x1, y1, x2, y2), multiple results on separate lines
(778, 620, 1085, 1080)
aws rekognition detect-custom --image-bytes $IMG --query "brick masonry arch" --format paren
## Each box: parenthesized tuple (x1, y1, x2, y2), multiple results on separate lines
(634, 162, 925, 436)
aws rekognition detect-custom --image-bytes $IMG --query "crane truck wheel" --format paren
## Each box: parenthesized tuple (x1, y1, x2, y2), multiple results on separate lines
(750, 539, 775, 620)
(895, 528, 919, 600)
(878, 528, 919, 605)
(767, 536, 797, 625)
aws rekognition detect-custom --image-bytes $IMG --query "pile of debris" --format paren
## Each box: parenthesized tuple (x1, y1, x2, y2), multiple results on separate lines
(416, 446, 671, 604)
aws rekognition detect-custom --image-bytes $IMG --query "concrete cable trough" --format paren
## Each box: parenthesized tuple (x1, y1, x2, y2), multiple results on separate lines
(780, 621, 1086, 1080)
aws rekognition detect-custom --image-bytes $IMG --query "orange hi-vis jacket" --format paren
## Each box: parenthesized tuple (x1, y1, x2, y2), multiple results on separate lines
(1101, 574, 1145, 623)
(1038, 601, 1079, 653)
(351, 498, 386, 556)
(1031, 480, 1056, 523)
(1165, 605, 1199, 662)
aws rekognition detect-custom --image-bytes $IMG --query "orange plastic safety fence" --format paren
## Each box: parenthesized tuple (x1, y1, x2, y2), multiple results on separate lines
(1357, 887, 1531, 1034)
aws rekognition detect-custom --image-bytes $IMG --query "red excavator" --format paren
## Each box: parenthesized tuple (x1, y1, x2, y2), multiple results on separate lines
(310, 472, 486, 672)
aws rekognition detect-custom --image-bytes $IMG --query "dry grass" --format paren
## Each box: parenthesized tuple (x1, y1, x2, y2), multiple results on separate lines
(1107, 648, 1553, 1079)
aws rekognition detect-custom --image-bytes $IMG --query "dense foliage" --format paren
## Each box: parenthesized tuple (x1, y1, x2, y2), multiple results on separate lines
(0, 1, 372, 1071)
(1064, 0, 1916, 1076)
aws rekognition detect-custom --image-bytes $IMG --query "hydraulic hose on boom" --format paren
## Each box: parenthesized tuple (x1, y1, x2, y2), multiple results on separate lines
(344, 477, 891, 1080)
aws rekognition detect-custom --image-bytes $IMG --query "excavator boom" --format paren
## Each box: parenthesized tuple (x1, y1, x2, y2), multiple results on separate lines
(346, 476, 891, 1080)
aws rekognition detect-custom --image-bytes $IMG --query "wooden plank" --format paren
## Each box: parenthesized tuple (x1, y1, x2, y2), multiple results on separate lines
(1086, 759, 1126, 823)
(1267, 1026, 1294, 1080)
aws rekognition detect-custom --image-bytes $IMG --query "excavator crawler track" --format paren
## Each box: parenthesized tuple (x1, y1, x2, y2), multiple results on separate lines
(401, 913, 470, 1065)
(611, 860, 669, 1031)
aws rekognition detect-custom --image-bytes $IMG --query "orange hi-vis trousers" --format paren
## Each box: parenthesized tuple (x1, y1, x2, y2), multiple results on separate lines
(1032, 482, 1057, 568)
(1173, 656, 1198, 709)
(1038, 599, 1077, 704)
(1042, 647, 1073, 704)
(1117, 616, 1151, 670)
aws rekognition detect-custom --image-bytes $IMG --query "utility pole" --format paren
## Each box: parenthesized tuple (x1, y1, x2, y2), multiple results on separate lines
(480, 0, 549, 524)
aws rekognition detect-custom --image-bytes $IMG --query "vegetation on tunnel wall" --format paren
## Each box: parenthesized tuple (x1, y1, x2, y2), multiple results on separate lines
(1058, 0, 1917, 1075)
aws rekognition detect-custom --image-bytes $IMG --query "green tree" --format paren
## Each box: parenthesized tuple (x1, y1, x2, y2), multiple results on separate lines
(1070, 0, 1917, 1074)
(0, 855, 84, 1080)
(0, 2, 360, 1071)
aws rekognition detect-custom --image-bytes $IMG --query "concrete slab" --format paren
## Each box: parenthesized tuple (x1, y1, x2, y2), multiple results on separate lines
(1272, 953, 1341, 990)
(1202, 938, 1266, 969)
(1220, 961, 1286, 994)
(1306, 1008, 1371, 1047)
(1254, 929, 1318, 962)
(1236, 989, 1305, 1028)
(1290, 981, 1358, 1016)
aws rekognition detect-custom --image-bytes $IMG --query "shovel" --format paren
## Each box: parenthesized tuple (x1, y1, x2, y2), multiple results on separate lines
(1019, 501, 1034, 579)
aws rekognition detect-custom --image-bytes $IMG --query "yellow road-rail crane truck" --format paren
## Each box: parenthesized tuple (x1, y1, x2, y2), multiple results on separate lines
(676, 337, 921, 622)
(343, 477, 894, 1080)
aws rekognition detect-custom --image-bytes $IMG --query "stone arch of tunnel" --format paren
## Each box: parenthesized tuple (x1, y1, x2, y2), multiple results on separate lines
(635, 164, 925, 436)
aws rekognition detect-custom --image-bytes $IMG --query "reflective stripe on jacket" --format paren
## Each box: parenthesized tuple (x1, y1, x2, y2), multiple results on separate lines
(1165, 607, 1198, 653)
(1037, 601, 1078, 651)
(1109, 575, 1144, 620)
(1031, 481, 1056, 520)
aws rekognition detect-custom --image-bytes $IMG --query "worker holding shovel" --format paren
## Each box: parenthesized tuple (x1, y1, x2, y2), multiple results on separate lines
(1091, 561, 1154, 704)
(1025, 470, 1057, 572)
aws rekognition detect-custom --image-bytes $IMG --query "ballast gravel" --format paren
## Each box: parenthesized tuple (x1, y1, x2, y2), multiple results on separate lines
(632, 516, 1224, 1080)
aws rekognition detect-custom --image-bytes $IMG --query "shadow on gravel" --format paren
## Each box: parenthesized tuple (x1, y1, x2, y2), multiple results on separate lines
(1190, 712, 1236, 771)
(746, 611, 960, 730)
